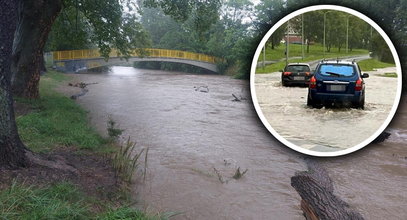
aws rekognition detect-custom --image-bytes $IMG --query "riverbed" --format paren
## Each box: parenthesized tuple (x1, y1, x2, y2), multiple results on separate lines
(66, 66, 406, 219)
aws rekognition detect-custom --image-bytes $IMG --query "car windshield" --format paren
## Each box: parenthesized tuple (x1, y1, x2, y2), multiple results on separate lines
(286, 65, 310, 72)
(318, 64, 355, 77)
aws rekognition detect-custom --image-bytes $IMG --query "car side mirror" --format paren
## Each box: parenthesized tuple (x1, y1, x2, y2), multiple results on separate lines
(279, 69, 284, 72)
(362, 73, 369, 78)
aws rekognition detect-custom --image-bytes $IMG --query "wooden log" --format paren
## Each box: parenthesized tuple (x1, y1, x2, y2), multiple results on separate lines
(291, 162, 364, 220)
(372, 131, 391, 144)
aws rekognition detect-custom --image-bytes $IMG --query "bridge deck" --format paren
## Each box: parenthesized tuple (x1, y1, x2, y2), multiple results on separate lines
(52, 48, 218, 64)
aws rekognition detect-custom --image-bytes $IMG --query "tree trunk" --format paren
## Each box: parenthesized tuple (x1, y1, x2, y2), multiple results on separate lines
(0, 0, 29, 168)
(291, 161, 364, 220)
(11, 0, 62, 99)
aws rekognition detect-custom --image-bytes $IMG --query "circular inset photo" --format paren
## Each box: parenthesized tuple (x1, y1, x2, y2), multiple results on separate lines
(251, 5, 402, 157)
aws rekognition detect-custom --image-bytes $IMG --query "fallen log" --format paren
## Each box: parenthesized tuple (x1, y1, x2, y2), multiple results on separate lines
(291, 161, 364, 220)
(70, 88, 88, 100)
(371, 131, 391, 144)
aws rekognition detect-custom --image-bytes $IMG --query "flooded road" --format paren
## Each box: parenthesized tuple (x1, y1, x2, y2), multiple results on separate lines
(69, 66, 406, 219)
(254, 66, 399, 152)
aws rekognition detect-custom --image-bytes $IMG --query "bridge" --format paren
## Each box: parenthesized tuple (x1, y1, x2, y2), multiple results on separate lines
(51, 48, 220, 73)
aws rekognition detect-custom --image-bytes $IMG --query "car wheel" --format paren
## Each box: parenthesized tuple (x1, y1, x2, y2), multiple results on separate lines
(282, 80, 287, 87)
(307, 96, 313, 107)
(312, 103, 323, 109)
(359, 96, 365, 109)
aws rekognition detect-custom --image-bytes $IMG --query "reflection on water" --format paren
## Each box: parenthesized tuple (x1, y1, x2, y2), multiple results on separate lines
(70, 67, 406, 220)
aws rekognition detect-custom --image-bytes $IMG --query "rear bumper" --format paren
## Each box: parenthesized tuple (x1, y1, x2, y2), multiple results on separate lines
(309, 90, 363, 104)
(282, 76, 311, 85)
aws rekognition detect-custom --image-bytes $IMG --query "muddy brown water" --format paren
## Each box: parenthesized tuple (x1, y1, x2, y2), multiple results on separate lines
(70, 66, 406, 219)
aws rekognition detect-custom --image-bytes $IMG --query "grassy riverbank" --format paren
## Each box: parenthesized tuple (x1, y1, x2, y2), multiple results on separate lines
(1, 70, 152, 219)
(256, 44, 369, 73)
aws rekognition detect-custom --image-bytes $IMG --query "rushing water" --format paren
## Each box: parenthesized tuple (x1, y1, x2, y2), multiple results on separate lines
(70, 66, 406, 219)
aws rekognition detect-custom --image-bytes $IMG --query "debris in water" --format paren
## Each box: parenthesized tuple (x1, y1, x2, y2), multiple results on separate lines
(372, 131, 391, 143)
(232, 167, 248, 179)
(232, 93, 247, 102)
(194, 86, 209, 93)
(213, 167, 227, 184)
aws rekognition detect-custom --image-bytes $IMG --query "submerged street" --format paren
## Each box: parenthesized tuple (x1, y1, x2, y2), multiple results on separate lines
(68, 67, 406, 219)
(254, 65, 398, 151)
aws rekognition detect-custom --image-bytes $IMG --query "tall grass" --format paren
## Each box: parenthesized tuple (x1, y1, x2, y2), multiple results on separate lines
(0, 182, 155, 220)
(112, 137, 149, 184)
(0, 182, 89, 219)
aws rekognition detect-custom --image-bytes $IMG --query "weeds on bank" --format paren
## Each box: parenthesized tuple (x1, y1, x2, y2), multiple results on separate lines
(112, 137, 149, 184)
(107, 117, 149, 185)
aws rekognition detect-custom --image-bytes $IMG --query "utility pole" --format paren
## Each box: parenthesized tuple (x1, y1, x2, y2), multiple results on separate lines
(323, 11, 331, 59)
(286, 21, 289, 66)
(263, 44, 266, 69)
(346, 15, 349, 53)
(370, 26, 373, 52)
(302, 14, 304, 60)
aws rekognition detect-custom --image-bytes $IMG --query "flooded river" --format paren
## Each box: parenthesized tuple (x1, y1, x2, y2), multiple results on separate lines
(68, 66, 406, 219)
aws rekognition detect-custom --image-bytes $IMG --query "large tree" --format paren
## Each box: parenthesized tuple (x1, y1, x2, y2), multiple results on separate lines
(11, 0, 62, 99)
(11, 0, 151, 99)
(0, 0, 28, 168)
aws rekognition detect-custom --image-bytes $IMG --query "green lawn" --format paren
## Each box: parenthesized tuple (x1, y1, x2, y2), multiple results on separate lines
(0, 182, 152, 220)
(378, 72, 398, 78)
(357, 58, 395, 71)
(256, 44, 369, 73)
(15, 71, 106, 153)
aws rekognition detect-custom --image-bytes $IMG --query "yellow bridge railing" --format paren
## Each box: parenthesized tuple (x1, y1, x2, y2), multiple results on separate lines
(52, 48, 218, 64)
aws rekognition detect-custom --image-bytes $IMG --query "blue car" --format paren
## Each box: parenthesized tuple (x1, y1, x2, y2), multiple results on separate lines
(307, 60, 369, 109)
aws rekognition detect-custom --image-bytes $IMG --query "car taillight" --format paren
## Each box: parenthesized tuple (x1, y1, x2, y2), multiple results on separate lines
(283, 72, 292, 76)
(309, 76, 316, 89)
(355, 78, 363, 91)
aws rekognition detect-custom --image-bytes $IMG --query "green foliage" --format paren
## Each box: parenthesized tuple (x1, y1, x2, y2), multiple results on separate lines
(107, 116, 124, 141)
(144, 0, 221, 40)
(134, 61, 215, 74)
(256, 44, 369, 73)
(0, 182, 89, 219)
(46, 0, 152, 58)
(16, 71, 104, 152)
(357, 58, 396, 71)
(371, 32, 394, 63)
(96, 207, 150, 220)
(45, 6, 94, 51)
(0, 182, 153, 220)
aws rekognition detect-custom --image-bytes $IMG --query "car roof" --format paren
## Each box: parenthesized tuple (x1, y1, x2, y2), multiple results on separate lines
(287, 63, 310, 66)
(319, 60, 356, 65)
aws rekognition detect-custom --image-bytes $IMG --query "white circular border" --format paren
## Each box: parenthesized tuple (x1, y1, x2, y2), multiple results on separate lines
(250, 5, 402, 157)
